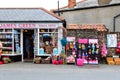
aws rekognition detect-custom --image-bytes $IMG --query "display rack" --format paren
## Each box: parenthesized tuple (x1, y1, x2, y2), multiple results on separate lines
(38, 28, 58, 55)
(34, 28, 58, 63)
(0, 29, 13, 55)
(76, 39, 99, 64)
(66, 37, 76, 64)
(0, 29, 22, 56)
(14, 29, 21, 54)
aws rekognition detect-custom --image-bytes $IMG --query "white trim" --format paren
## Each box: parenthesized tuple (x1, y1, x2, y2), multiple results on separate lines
(35, 54, 51, 57)
(37, 29, 39, 55)
(12, 28, 14, 55)
(21, 29, 23, 62)
(1, 54, 22, 56)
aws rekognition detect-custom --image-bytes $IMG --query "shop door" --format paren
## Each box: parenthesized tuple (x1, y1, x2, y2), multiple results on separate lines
(23, 29, 34, 61)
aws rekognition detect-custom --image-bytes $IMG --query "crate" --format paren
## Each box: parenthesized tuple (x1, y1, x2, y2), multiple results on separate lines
(114, 58, 120, 65)
(106, 57, 115, 65)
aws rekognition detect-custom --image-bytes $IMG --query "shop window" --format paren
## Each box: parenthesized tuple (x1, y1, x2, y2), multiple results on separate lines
(40, 29, 48, 32)
(49, 29, 58, 32)
(14, 29, 21, 54)
(39, 29, 58, 54)
(5, 29, 12, 32)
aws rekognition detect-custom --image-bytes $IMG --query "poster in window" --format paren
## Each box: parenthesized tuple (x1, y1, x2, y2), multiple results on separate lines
(107, 34, 117, 47)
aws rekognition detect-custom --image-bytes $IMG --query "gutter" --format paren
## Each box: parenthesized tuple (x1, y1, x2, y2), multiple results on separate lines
(113, 14, 120, 32)
(0, 21, 63, 23)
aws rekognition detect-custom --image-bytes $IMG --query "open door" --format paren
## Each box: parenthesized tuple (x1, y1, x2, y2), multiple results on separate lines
(23, 29, 34, 62)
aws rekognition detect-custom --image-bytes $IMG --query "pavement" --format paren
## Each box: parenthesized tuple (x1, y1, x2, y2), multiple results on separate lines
(0, 62, 120, 80)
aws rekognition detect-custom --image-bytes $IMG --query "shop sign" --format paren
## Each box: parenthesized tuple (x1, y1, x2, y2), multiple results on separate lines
(89, 39, 98, 44)
(0, 23, 58, 28)
(78, 39, 88, 44)
(107, 34, 117, 47)
(67, 37, 75, 42)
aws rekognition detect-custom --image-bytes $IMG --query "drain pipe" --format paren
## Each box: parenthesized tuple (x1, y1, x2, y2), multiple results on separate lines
(113, 14, 120, 32)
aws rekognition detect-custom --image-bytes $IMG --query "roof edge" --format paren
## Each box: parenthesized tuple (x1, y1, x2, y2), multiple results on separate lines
(67, 24, 108, 32)
(40, 8, 65, 21)
(0, 7, 65, 21)
(53, 3, 120, 12)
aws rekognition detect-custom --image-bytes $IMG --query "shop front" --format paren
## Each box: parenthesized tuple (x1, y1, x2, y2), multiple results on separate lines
(0, 8, 65, 63)
(0, 23, 63, 62)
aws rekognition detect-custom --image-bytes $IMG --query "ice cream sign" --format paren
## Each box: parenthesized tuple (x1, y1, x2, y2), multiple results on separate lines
(0, 23, 58, 28)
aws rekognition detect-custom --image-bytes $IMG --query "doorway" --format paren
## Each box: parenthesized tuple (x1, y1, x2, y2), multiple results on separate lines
(23, 29, 34, 62)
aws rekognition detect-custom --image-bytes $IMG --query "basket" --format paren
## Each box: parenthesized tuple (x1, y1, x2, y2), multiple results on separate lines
(41, 59, 51, 64)
(114, 58, 120, 65)
(35, 60, 40, 64)
(3, 60, 9, 64)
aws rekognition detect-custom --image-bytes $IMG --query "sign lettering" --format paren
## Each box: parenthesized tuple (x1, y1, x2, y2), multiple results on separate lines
(0, 23, 58, 28)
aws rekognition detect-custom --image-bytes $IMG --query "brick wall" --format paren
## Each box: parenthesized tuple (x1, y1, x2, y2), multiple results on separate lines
(68, 0, 76, 8)
(98, 0, 112, 6)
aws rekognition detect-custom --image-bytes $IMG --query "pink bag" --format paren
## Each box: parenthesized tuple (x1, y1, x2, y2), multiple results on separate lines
(77, 58, 84, 66)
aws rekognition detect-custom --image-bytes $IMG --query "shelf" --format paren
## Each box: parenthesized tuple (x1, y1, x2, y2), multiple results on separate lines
(1, 54, 22, 56)
(0, 38, 12, 40)
(0, 32, 13, 34)
(66, 62, 75, 64)
(2, 47, 12, 50)
(1, 42, 12, 44)
(35, 54, 51, 57)
(39, 32, 58, 33)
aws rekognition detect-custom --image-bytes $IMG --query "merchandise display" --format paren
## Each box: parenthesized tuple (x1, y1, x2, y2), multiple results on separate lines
(116, 41, 120, 54)
(39, 29, 58, 55)
(34, 29, 59, 64)
(0, 42, 2, 58)
(76, 39, 99, 64)
(14, 30, 21, 54)
(101, 42, 108, 57)
(0, 29, 13, 55)
(66, 37, 76, 63)
(0, 29, 21, 55)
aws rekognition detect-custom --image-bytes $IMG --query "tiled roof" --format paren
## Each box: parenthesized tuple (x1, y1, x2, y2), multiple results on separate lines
(75, 0, 99, 8)
(53, 0, 120, 11)
(67, 24, 108, 31)
(0, 8, 64, 21)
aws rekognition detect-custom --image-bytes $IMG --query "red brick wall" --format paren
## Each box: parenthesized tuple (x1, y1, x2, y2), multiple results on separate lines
(68, 0, 76, 8)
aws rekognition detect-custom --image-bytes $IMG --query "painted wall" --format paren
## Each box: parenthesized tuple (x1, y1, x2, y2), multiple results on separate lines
(58, 5, 120, 32)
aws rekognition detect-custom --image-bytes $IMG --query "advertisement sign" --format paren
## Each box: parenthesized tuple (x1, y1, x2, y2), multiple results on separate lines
(107, 34, 117, 47)
(78, 39, 88, 44)
(89, 39, 98, 44)
(67, 37, 75, 42)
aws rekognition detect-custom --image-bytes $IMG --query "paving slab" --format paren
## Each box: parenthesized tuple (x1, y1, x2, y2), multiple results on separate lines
(0, 62, 120, 80)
